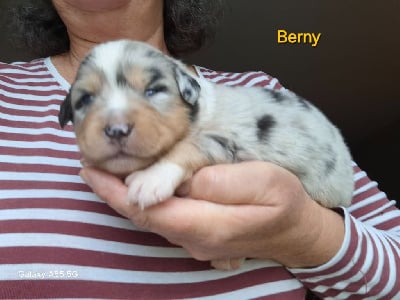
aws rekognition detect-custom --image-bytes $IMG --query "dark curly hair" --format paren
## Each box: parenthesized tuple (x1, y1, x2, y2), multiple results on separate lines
(8, 0, 224, 58)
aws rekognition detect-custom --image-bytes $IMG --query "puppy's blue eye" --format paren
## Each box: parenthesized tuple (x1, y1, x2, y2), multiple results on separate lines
(144, 85, 167, 97)
(75, 93, 94, 110)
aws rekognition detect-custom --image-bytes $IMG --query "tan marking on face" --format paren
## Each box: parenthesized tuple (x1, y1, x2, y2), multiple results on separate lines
(75, 67, 104, 97)
(124, 66, 148, 92)
(77, 102, 190, 176)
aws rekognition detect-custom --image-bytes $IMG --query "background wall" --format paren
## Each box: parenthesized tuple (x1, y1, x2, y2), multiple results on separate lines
(1, 0, 399, 201)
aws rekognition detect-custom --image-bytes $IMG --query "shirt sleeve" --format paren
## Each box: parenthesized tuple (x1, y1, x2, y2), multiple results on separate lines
(289, 162, 400, 299)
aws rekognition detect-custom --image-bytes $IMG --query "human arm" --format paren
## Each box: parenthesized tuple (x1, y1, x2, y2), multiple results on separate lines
(80, 161, 400, 298)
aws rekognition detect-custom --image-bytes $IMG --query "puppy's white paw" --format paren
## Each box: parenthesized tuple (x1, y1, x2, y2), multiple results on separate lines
(125, 161, 186, 209)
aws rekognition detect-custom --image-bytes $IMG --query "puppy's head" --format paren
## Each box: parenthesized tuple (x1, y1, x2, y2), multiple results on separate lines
(59, 40, 200, 176)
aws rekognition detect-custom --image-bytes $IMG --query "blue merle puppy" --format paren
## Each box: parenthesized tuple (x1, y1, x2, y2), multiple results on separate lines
(59, 40, 354, 268)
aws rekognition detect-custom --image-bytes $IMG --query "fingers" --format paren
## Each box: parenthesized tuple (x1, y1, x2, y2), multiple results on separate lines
(79, 169, 231, 249)
(139, 197, 224, 236)
(79, 167, 223, 236)
(138, 199, 265, 261)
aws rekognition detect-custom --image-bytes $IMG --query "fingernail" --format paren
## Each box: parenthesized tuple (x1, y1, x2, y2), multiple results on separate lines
(175, 180, 191, 197)
(79, 169, 92, 187)
(80, 158, 93, 167)
(80, 159, 88, 167)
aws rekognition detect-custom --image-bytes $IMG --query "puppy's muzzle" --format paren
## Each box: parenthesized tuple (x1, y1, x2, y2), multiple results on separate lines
(104, 123, 133, 140)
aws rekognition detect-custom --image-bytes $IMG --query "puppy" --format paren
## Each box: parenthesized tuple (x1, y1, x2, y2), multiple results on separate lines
(59, 40, 354, 269)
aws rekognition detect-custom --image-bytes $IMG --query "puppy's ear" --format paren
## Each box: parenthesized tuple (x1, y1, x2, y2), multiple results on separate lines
(58, 92, 74, 128)
(174, 66, 201, 105)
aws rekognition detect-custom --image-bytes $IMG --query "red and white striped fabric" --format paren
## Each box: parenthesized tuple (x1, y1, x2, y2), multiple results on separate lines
(0, 58, 399, 299)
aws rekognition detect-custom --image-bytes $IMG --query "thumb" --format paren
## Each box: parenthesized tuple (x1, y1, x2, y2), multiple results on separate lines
(181, 161, 281, 205)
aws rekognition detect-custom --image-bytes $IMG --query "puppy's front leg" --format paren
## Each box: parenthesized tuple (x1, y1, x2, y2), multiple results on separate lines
(125, 139, 210, 209)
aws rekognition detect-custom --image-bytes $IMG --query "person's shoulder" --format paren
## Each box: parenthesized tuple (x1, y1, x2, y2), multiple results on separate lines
(0, 58, 48, 75)
(0, 58, 55, 87)
(195, 66, 284, 90)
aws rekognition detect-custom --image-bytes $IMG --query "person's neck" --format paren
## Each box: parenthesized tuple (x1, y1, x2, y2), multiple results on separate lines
(51, 32, 167, 84)
(51, 0, 168, 84)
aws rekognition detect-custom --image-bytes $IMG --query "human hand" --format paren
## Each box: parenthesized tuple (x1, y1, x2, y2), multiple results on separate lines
(80, 161, 344, 269)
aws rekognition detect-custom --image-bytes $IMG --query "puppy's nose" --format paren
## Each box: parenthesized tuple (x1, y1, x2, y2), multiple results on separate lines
(104, 123, 133, 139)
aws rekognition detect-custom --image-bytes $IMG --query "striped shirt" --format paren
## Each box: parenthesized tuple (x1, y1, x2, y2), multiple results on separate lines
(0, 58, 399, 299)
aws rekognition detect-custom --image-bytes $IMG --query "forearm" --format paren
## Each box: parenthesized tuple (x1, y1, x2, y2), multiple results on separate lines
(272, 200, 345, 269)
